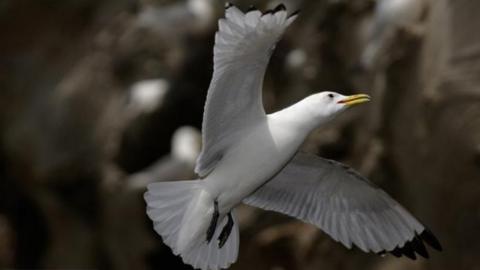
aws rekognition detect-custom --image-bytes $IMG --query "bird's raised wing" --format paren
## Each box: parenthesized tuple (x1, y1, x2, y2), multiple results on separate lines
(195, 4, 298, 177)
(243, 152, 442, 259)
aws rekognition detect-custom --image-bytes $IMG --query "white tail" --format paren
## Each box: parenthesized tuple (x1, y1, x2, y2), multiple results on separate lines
(145, 180, 239, 270)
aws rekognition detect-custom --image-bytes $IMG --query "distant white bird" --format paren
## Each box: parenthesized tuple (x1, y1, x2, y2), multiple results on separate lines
(361, 0, 425, 70)
(128, 126, 201, 191)
(286, 48, 307, 69)
(171, 126, 202, 166)
(136, 0, 215, 35)
(145, 4, 441, 270)
(128, 79, 169, 114)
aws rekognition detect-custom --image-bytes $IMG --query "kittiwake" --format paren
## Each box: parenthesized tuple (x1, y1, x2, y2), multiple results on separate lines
(145, 3, 441, 270)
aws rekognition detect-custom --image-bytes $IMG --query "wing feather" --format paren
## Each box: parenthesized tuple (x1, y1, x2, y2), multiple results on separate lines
(195, 5, 298, 177)
(243, 152, 442, 258)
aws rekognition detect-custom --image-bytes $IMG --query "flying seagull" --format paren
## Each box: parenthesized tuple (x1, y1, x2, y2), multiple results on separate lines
(145, 3, 441, 270)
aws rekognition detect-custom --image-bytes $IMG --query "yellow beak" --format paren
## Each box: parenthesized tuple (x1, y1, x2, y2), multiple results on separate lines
(337, 94, 371, 106)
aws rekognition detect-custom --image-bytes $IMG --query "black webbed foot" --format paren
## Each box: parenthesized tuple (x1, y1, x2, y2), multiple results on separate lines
(218, 212, 234, 248)
(206, 200, 219, 243)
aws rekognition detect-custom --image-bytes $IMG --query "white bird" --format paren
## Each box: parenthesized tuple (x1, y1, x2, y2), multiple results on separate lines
(135, 0, 215, 36)
(128, 79, 169, 114)
(361, 0, 425, 70)
(127, 126, 201, 191)
(145, 3, 441, 270)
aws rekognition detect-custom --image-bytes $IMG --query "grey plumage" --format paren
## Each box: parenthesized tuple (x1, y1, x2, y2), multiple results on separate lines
(244, 152, 441, 258)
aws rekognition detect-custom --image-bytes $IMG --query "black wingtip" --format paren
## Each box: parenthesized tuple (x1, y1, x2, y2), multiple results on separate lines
(289, 9, 300, 18)
(262, 9, 274, 15)
(390, 248, 402, 257)
(381, 229, 441, 260)
(400, 242, 417, 260)
(225, 2, 233, 9)
(388, 244, 415, 260)
(420, 229, 443, 251)
(273, 3, 287, 12)
(411, 236, 429, 259)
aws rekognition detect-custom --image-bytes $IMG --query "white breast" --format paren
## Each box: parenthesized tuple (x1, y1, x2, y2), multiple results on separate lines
(202, 116, 308, 213)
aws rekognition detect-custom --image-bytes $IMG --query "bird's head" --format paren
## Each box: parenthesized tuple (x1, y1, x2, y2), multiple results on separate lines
(302, 91, 371, 125)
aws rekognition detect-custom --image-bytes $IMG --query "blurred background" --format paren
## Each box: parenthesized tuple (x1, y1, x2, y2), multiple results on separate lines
(1, 0, 480, 269)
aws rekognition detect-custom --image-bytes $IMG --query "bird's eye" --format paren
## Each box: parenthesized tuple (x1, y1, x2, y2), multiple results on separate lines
(328, 93, 334, 99)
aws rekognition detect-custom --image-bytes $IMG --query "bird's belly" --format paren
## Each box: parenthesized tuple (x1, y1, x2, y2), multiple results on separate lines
(203, 120, 303, 213)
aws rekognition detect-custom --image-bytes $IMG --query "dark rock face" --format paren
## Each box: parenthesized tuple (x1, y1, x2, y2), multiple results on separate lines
(0, 0, 478, 269)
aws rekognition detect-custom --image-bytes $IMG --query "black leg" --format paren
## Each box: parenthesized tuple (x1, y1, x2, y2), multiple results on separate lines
(206, 200, 219, 243)
(217, 212, 234, 248)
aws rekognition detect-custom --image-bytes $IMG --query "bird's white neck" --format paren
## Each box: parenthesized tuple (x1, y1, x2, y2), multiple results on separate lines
(268, 98, 326, 135)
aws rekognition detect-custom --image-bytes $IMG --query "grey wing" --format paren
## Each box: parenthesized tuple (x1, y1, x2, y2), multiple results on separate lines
(243, 152, 442, 259)
(195, 5, 298, 177)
